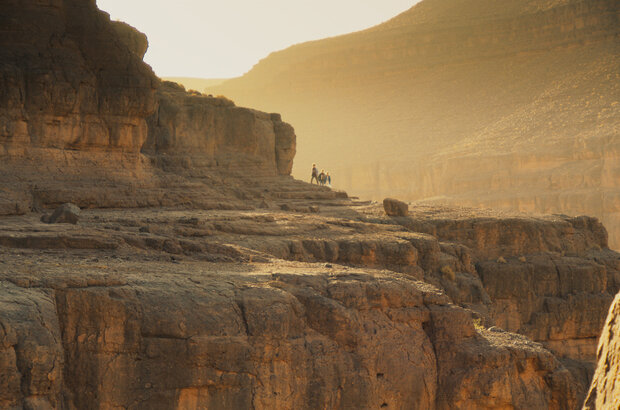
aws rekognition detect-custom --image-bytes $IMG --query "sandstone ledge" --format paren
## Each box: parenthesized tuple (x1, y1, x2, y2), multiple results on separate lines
(1, 199, 619, 408)
(0, 253, 577, 409)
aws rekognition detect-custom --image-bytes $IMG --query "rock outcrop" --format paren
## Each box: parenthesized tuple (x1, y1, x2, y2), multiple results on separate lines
(584, 291, 620, 409)
(144, 82, 295, 177)
(0, 0, 158, 152)
(0, 0, 157, 215)
(111, 21, 149, 59)
(0, 0, 296, 215)
(0, 205, 588, 410)
(213, 0, 620, 249)
(1, 194, 617, 407)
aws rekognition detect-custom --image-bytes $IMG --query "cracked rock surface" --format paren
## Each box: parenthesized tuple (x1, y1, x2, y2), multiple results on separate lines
(1, 199, 618, 409)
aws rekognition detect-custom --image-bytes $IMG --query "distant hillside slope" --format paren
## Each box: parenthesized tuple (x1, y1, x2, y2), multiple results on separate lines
(213, 0, 620, 249)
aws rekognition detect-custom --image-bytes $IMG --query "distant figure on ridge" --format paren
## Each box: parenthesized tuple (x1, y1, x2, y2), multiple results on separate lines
(310, 163, 319, 184)
(326, 172, 331, 187)
(318, 169, 326, 186)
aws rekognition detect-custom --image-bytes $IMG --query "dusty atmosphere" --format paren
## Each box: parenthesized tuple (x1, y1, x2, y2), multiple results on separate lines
(214, 0, 620, 250)
(1, 0, 619, 409)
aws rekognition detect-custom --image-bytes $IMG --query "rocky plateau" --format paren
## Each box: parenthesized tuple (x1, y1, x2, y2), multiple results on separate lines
(0, 0, 619, 409)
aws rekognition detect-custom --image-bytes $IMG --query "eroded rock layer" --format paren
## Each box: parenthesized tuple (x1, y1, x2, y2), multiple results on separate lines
(584, 291, 620, 409)
(0, 194, 619, 408)
(3, 202, 607, 409)
(213, 0, 620, 249)
(144, 82, 295, 177)
(1, 1, 618, 409)
(0, 0, 296, 215)
(0, 0, 158, 152)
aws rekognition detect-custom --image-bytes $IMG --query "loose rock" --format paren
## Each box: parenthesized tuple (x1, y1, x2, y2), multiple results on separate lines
(383, 198, 408, 217)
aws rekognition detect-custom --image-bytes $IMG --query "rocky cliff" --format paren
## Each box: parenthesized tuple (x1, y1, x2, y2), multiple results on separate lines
(1, 1, 618, 409)
(144, 82, 295, 177)
(0, 0, 158, 152)
(213, 0, 620, 249)
(5, 198, 617, 409)
(584, 291, 620, 409)
(0, 0, 295, 216)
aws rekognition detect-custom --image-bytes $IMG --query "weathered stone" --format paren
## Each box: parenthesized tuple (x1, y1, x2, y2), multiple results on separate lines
(0, 0, 617, 408)
(0, 1, 296, 215)
(258, 199, 271, 209)
(0, 255, 579, 410)
(143, 82, 296, 177)
(584, 291, 620, 410)
(0, 0, 158, 153)
(110, 20, 148, 59)
(383, 198, 408, 216)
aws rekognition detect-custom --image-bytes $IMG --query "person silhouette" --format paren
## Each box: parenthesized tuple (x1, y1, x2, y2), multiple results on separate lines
(319, 169, 326, 186)
(310, 163, 319, 184)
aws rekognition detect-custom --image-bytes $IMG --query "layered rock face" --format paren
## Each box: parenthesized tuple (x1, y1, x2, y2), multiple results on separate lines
(0, 0, 296, 215)
(0, 0, 155, 214)
(1, 194, 618, 408)
(1, 1, 618, 408)
(3, 201, 609, 409)
(584, 291, 620, 409)
(0, 260, 578, 409)
(0, 0, 158, 152)
(386, 207, 620, 393)
(213, 0, 620, 249)
(144, 82, 295, 177)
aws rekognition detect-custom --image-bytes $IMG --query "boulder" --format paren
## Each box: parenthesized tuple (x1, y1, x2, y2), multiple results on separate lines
(41, 203, 80, 224)
(383, 198, 408, 216)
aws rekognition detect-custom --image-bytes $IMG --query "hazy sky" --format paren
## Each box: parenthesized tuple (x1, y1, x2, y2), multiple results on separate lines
(96, 0, 419, 79)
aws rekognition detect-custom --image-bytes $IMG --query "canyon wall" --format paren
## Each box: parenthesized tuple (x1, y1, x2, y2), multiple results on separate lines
(144, 82, 295, 177)
(0, 0, 158, 153)
(213, 0, 620, 249)
(0, 251, 579, 410)
(584, 291, 620, 409)
(1, 198, 618, 409)
(0, 0, 295, 215)
(0, 1, 618, 408)
(4, 170, 615, 409)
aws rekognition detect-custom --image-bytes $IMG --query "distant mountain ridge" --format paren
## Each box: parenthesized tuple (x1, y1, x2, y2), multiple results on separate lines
(214, 0, 620, 248)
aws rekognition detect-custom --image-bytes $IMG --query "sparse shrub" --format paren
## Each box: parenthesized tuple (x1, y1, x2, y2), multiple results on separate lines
(497, 256, 507, 264)
(473, 318, 484, 331)
(440, 265, 455, 281)
(518, 256, 527, 263)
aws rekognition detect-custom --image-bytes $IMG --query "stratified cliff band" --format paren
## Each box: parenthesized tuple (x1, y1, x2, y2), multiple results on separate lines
(0, 1, 619, 409)
(0, 0, 296, 215)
